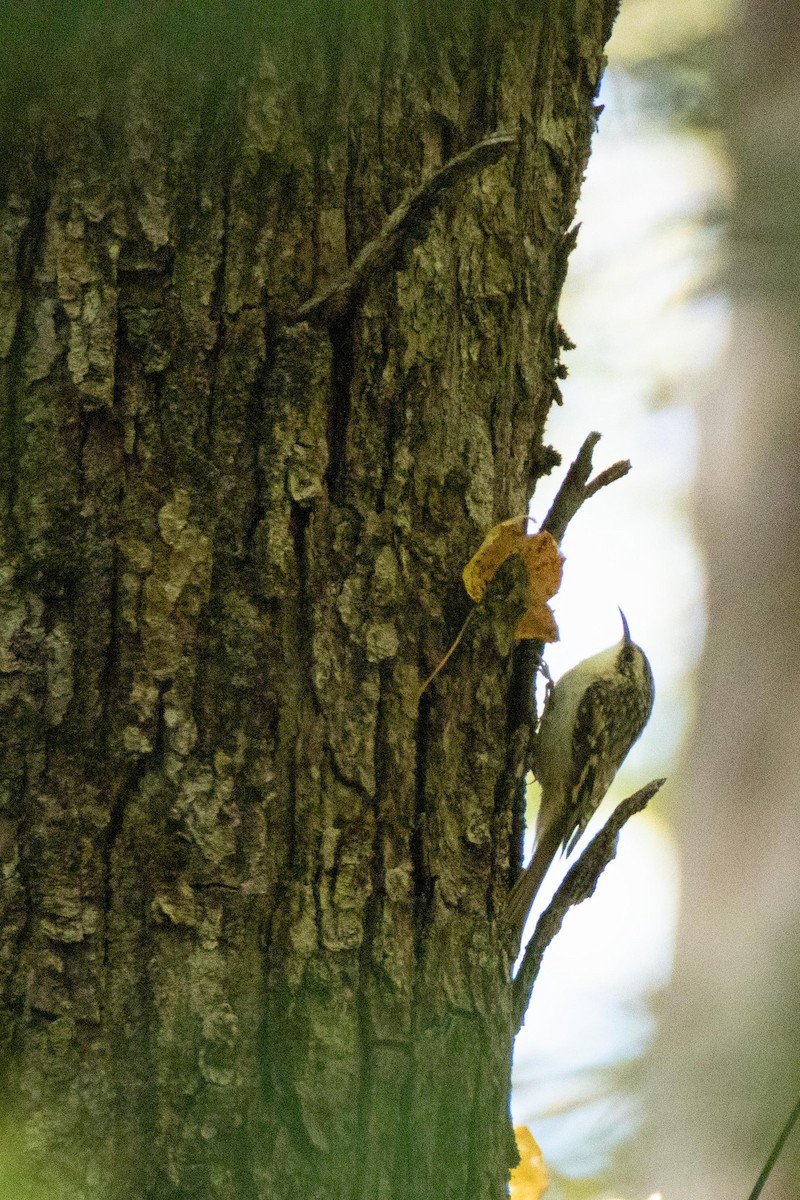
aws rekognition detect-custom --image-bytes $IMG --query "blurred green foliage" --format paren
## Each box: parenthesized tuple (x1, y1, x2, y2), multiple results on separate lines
(0, 1122, 51, 1200)
(0, 0, 487, 106)
(0, 0, 499, 164)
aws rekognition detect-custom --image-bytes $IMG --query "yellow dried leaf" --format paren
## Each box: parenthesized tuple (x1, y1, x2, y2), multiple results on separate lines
(462, 516, 528, 602)
(510, 1125, 549, 1200)
(515, 530, 563, 641)
(462, 519, 563, 643)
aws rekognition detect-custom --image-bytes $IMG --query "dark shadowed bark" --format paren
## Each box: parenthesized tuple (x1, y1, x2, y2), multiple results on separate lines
(0, 3, 618, 1197)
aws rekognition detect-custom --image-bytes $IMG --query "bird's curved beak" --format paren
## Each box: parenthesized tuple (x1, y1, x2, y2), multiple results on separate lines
(619, 608, 632, 646)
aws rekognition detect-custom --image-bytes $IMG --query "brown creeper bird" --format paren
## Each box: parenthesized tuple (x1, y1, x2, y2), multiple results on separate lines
(505, 610, 655, 944)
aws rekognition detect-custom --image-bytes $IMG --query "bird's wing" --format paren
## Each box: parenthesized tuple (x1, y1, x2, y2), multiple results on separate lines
(563, 677, 619, 855)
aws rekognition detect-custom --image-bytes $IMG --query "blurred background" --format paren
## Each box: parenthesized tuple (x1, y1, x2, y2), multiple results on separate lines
(511, 0, 800, 1197)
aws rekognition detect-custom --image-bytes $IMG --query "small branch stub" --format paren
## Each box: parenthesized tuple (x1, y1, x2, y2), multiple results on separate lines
(511, 777, 666, 1028)
(291, 132, 517, 326)
(543, 431, 631, 546)
(509, 431, 632, 699)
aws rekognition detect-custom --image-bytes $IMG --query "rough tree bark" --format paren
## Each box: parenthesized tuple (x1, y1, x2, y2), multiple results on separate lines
(0, 3, 618, 1197)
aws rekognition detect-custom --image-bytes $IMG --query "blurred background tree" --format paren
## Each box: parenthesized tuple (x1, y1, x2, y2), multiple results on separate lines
(642, 0, 800, 1195)
(512, 1, 800, 1197)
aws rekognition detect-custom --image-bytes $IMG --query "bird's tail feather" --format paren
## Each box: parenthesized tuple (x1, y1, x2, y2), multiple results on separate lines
(504, 823, 562, 948)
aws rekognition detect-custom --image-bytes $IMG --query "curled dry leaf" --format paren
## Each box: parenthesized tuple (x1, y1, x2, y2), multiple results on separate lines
(462, 517, 563, 642)
(510, 1126, 549, 1200)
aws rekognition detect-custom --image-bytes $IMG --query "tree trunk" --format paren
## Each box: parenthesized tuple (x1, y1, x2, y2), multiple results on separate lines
(0, 4, 617, 1197)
